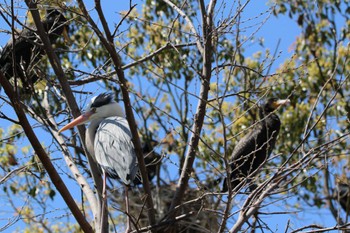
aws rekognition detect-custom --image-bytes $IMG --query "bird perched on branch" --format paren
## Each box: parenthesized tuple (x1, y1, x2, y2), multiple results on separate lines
(222, 98, 290, 192)
(133, 140, 161, 185)
(0, 9, 69, 92)
(59, 93, 138, 232)
(336, 181, 350, 214)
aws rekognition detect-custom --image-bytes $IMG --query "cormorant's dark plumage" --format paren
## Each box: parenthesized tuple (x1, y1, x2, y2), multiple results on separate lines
(0, 9, 69, 90)
(222, 98, 289, 192)
(338, 182, 350, 213)
(133, 140, 161, 185)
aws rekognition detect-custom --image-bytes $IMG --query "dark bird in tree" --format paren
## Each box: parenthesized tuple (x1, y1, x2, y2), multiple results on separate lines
(337, 182, 350, 213)
(0, 9, 69, 91)
(133, 140, 162, 185)
(222, 98, 290, 192)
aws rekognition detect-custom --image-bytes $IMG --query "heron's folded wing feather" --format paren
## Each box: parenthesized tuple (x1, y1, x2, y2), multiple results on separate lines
(94, 117, 138, 185)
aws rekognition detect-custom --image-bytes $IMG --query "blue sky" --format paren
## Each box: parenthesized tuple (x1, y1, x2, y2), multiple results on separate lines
(0, 0, 342, 232)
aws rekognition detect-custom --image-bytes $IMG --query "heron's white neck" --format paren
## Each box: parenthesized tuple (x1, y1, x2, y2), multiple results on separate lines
(85, 119, 102, 157)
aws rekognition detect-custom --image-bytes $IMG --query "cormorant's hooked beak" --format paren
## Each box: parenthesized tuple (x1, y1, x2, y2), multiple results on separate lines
(272, 99, 290, 109)
(58, 110, 94, 133)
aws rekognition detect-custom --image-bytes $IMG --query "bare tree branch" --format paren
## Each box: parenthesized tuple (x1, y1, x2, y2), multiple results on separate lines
(164, 0, 216, 224)
(122, 42, 196, 70)
(76, 0, 157, 229)
(162, 0, 204, 54)
(0, 70, 93, 233)
(24, 2, 104, 231)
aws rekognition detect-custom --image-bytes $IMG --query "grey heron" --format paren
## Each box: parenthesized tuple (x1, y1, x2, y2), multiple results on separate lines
(59, 93, 138, 232)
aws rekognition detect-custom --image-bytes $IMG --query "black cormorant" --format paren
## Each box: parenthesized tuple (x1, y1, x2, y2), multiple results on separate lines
(133, 140, 161, 185)
(337, 182, 350, 213)
(0, 9, 69, 91)
(222, 98, 290, 192)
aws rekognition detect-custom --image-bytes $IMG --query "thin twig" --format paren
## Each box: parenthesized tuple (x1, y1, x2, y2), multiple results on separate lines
(162, 0, 204, 54)
(0, 165, 27, 184)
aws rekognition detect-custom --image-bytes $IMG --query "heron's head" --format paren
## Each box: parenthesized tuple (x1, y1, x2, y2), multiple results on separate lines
(263, 98, 290, 113)
(58, 93, 124, 133)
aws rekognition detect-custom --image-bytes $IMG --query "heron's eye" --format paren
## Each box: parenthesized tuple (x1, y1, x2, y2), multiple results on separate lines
(91, 107, 97, 113)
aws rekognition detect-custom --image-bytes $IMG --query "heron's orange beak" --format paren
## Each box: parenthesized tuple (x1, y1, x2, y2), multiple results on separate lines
(273, 99, 290, 109)
(58, 111, 94, 133)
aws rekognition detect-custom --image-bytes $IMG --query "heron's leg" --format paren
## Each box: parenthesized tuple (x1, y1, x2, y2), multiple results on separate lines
(125, 185, 131, 233)
(100, 169, 108, 228)
(102, 169, 107, 200)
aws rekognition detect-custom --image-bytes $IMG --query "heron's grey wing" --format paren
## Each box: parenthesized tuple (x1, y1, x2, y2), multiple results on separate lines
(94, 116, 138, 185)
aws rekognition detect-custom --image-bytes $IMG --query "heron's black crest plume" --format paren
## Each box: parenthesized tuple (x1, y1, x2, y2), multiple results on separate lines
(91, 93, 114, 108)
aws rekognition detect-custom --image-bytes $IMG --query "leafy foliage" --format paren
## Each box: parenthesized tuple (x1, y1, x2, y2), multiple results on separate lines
(0, 0, 349, 232)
